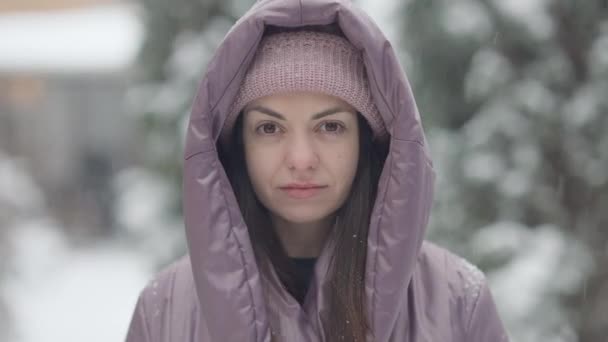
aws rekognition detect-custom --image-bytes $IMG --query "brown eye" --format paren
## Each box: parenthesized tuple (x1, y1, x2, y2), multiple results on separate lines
(263, 123, 276, 133)
(319, 121, 345, 134)
(256, 122, 280, 135)
(324, 122, 339, 132)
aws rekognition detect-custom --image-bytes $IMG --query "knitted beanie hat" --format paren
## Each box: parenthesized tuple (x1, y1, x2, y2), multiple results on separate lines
(220, 30, 387, 144)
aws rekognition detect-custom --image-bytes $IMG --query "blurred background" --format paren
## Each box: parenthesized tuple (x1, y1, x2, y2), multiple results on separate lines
(0, 0, 606, 341)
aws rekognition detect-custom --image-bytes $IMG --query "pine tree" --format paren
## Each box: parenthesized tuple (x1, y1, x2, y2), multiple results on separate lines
(400, 0, 608, 341)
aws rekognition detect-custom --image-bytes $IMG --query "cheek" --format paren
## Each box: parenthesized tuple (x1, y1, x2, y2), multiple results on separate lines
(244, 144, 277, 191)
(332, 142, 359, 185)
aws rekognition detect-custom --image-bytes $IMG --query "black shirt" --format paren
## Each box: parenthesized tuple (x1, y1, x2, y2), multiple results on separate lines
(289, 257, 317, 304)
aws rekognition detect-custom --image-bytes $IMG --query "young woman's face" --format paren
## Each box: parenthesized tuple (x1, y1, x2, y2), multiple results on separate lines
(242, 91, 360, 225)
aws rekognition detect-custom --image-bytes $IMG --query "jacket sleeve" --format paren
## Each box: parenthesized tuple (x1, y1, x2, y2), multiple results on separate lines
(465, 278, 510, 342)
(125, 291, 152, 342)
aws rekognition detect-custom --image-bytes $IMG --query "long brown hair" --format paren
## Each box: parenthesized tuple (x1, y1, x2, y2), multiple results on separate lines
(218, 109, 387, 341)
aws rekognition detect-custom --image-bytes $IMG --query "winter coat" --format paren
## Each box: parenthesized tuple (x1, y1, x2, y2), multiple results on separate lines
(125, 0, 510, 341)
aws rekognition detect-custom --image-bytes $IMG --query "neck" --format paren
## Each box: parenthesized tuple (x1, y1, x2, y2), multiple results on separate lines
(271, 215, 334, 258)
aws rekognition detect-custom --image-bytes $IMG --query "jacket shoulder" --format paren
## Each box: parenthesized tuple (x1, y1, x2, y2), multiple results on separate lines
(126, 255, 199, 342)
(417, 241, 509, 341)
(420, 241, 484, 319)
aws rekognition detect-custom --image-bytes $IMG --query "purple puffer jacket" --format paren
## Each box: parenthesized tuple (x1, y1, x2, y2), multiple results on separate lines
(125, 0, 509, 341)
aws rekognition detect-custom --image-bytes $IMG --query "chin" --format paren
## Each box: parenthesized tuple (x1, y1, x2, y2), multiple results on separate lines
(273, 206, 334, 225)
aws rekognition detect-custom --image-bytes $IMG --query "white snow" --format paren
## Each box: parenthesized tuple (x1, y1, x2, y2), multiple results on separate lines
(357, 0, 402, 49)
(4, 221, 152, 342)
(0, 153, 153, 342)
(512, 79, 558, 118)
(589, 27, 608, 76)
(480, 224, 592, 342)
(462, 150, 506, 183)
(0, 3, 143, 74)
(471, 221, 529, 261)
(112, 167, 186, 265)
(562, 85, 602, 128)
(441, 1, 492, 40)
(465, 47, 513, 101)
(499, 168, 531, 198)
(491, 0, 554, 41)
(0, 154, 45, 215)
(113, 167, 176, 235)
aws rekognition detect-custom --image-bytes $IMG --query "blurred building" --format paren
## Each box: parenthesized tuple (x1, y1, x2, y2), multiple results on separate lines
(0, 0, 112, 12)
(0, 0, 143, 237)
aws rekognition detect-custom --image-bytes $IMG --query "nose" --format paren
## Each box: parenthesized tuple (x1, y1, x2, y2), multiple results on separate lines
(285, 133, 319, 171)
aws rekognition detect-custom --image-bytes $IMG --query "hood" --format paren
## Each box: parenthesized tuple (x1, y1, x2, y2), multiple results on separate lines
(182, 0, 435, 341)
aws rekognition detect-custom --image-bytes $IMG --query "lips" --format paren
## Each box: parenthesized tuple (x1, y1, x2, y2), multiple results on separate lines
(279, 183, 327, 199)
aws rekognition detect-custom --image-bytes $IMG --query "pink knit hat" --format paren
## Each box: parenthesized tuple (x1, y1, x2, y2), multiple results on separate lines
(220, 30, 387, 144)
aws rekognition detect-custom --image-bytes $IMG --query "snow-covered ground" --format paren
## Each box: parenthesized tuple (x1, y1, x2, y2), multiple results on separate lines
(4, 222, 152, 342)
(1, 153, 154, 342)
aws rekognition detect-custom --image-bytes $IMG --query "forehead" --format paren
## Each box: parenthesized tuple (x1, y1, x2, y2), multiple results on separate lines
(244, 91, 356, 119)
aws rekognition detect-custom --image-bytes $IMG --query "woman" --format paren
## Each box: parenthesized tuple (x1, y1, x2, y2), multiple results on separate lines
(126, 0, 509, 341)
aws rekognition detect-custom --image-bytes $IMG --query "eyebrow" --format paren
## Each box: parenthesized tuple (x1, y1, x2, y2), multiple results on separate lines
(245, 106, 351, 120)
